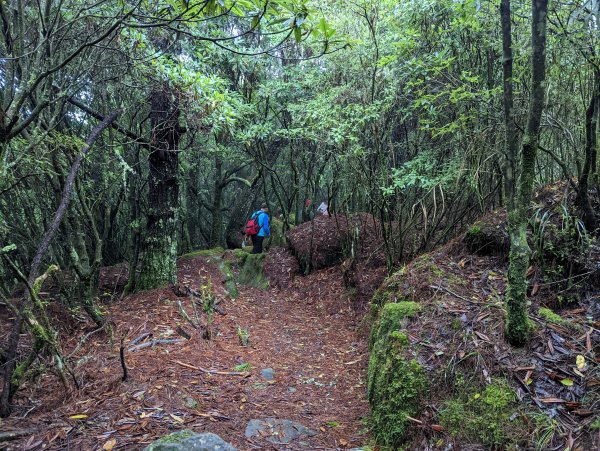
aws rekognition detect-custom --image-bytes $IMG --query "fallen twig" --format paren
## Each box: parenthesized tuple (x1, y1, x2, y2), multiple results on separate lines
(173, 360, 250, 376)
(175, 326, 191, 340)
(0, 429, 36, 442)
(429, 284, 481, 304)
(128, 332, 152, 346)
(120, 332, 128, 381)
(128, 339, 183, 352)
(177, 300, 199, 329)
(68, 323, 108, 359)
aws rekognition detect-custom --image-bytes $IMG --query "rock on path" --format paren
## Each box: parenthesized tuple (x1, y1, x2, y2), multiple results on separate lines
(245, 418, 317, 445)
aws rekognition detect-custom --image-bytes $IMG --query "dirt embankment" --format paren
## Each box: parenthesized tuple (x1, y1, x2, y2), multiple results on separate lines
(367, 181, 600, 450)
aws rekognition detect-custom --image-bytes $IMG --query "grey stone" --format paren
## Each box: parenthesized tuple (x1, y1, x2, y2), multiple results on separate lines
(287, 387, 297, 393)
(245, 418, 317, 444)
(145, 430, 237, 451)
(260, 368, 275, 380)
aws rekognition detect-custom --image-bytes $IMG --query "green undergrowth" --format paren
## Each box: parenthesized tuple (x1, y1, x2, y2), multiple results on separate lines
(438, 376, 557, 449)
(367, 301, 426, 448)
(439, 378, 525, 447)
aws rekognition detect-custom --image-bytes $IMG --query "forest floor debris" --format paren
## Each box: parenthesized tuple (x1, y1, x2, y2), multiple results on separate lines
(0, 247, 384, 450)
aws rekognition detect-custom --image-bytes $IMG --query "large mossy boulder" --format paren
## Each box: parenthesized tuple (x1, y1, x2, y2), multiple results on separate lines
(367, 302, 427, 448)
(145, 430, 237, 451)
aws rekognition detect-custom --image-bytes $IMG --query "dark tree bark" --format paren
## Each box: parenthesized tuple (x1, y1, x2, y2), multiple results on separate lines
(500, 0, 518, 209)
(505, 0, 548, 347)
(576, 68, 599, 231)
(209, 155, 225, 247)
(137, 87, 182, 289)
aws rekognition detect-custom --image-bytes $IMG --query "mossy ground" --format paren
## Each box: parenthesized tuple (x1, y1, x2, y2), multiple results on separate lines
(538, 306, 564, 324)
(177, 247, 271, 296)
(364, 221, 599, 450)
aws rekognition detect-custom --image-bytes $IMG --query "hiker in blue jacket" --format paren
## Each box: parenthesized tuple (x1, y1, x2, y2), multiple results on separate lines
(251, 203, 270, 254)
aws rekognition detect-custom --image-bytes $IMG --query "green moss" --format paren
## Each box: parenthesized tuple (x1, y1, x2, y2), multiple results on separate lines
(231, 248, 249, 259)
(138, 232, 178, 290)
(439, 378, 524, 447)
(537, 307, 581, 332)
(505, 226, 532, 346)
(538, 307, 564, 324)
(371, 267, 408, 309)
(237, 252, 269, 289)
(367, 302, 426, 448)
(590, 416, 600, 430)
(468, 224, 482, 235)
(145, 430, 196, 450)
(180, 247, 225, 258)
(451, 318, 462, 331)
(369, 301, 420, 350)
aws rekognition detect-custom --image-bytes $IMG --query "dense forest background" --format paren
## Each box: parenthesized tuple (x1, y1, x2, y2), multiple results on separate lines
(4, 0, 599, 295)
(1, 0, 599, 447)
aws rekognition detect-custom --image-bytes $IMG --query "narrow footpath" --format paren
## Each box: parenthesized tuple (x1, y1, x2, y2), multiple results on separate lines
(4, 248, 378, 450)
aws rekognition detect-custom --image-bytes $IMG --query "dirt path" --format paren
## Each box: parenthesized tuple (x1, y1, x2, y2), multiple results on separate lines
(3, 248, 377, 450)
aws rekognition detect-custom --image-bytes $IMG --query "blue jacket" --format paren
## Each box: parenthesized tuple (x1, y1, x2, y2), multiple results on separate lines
(252, 210, 270, 237)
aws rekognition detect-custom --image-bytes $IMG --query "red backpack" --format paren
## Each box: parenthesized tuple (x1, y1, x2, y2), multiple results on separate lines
(245, 212, 262, 235)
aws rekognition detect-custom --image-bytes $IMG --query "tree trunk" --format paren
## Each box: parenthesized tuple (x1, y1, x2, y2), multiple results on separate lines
(209, 155, 224, 247)
(138, 87, 182, 289)
(576, 68, 599, 231)
(505, 0, 548, 347)
(500, 0, 518, 210)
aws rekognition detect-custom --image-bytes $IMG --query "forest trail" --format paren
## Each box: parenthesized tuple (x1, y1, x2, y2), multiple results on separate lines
(3, 248, 382, 450)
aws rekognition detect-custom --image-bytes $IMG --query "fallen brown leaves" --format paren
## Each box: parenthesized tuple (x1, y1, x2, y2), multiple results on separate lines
(1, 247, 381, 450)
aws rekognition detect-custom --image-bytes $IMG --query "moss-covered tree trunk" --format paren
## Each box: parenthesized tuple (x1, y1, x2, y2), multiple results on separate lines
(505, 0, 548, 347)
(138, 87, 182, 289)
